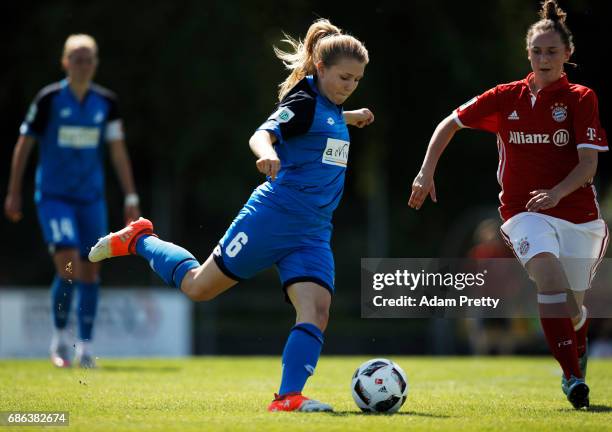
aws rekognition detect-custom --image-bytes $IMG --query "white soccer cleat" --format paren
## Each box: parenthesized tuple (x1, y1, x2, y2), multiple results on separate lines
(268, 393, 333, 412)
(296, 399, 334, 412)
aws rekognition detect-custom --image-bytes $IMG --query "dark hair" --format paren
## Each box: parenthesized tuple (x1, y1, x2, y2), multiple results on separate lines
(526, 0, 574, 54)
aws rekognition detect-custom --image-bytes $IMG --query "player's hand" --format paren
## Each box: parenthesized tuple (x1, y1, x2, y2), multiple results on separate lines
(256, 155, 281, 181)
(408, 170, 437, 210)
(124, 204, 141, 224)
(4, 193, 23, 222)
(526, 189, 561, 212)
(350, 108, 375, 128)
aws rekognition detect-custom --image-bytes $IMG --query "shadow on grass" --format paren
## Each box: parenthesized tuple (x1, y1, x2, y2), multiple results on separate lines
(327, 410, 450, 418)
(98, 366, 181, 373)
(586, 405, 612, 413)
(557, 404, 612, 413)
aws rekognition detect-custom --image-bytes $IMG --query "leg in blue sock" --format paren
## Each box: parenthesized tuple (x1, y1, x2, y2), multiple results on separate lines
(77, 281, 99, 341)
(51, 275, 74, 329)
(135, 235, 200, 287)
(279, 323, 324, 395)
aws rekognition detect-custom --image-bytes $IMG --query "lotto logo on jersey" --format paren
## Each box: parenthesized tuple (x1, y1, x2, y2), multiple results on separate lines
(322, 138, 350, 167)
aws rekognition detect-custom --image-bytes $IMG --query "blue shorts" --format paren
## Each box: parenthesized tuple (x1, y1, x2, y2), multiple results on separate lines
(214, 195, 335, 297)
(36, 196, 108, 258)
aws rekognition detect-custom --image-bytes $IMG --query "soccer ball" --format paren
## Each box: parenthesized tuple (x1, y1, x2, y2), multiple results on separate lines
(351, 358, 408, 413)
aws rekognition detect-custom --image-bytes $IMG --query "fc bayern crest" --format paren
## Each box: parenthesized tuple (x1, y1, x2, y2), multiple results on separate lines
(518, 237, 530, 256)
(551, 103, 568, 123)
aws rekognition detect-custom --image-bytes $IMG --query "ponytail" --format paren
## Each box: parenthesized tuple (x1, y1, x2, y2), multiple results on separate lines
(274, 19, 368, 101)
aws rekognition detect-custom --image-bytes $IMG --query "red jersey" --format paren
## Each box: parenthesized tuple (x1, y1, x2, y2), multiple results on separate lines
(454, 73, 608, 224)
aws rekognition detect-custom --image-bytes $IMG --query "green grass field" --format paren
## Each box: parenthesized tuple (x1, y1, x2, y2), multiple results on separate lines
(1, 356, 611, 431)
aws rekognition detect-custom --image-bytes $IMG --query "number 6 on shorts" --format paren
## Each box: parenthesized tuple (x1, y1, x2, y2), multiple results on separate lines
(226, 232, 248, 257)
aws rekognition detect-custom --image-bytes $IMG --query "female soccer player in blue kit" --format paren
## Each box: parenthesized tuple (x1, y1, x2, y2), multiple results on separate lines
(4, 34, 140, 368)
(89, 19, 373, 412)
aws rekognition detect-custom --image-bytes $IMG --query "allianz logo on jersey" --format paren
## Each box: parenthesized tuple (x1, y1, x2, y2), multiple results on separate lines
(508, 129, 569, 147)
(322, 138, 350, 167)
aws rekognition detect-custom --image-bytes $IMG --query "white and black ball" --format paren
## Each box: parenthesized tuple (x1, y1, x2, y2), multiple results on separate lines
(351, 358, 408, 413)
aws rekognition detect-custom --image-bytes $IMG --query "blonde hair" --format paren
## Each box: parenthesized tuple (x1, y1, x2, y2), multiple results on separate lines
(526, 0, 574, 55)
(274, 19, 369, 101)
(62, 34, 98, 60)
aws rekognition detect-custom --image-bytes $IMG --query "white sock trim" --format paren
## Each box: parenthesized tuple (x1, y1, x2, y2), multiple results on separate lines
(574, 305, 588, 331)
(537, 293, 567, 304)
(76, 340, 92, 356)
(51, 328, 68, 347)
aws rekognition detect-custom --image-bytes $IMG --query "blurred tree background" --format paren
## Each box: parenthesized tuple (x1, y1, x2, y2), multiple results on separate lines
(1, 0, 609, 354)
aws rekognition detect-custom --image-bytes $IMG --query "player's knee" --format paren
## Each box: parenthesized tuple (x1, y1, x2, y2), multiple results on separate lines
(531, 267, 567, 292)
(317, 310, 330, 331)
(180, 277, 219, 302)
(527, 254, 566, 292)
(56, 270, 72, 280)
(79, 264, 100, 284)
(312, 304, 330, 331)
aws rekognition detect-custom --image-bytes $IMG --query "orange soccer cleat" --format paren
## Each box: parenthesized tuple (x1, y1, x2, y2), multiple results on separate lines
(267, 392, 333, 412)
(88, 217, 155, 262)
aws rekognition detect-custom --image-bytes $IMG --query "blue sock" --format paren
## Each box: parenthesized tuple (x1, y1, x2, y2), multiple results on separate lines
(77, 281, 99, 341)
(135, 235, 200, 287)
(279, 323, 324, 395)
(51, 275, 74, 329)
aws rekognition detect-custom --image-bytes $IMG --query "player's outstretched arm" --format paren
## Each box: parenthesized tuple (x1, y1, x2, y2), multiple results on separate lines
(408, 114, 460, 210)
(4, 135, 35, 222)
(344, 108, 374, 128)
(526, 148, 599, 212)
(109, 139, 140, 223)
(249, 130, 280, 181)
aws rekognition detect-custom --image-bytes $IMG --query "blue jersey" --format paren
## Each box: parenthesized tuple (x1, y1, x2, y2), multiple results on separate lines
(20, 79, 122, 202)
(256, 75, 350, 219)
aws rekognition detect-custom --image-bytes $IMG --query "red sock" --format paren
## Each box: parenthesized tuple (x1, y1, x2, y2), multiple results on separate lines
(575, 312, 590, 358)
(538, 292, 582, 379)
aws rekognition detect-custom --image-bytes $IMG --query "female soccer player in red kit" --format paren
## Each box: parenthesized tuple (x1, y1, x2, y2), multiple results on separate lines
(409, 1, 607, 409)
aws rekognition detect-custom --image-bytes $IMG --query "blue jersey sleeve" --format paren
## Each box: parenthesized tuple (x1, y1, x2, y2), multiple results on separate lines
(91, 83, 121, 122)
(107, 97, 121, 122)
(19, 83, 60, 137)
(258, 86, 316, 142)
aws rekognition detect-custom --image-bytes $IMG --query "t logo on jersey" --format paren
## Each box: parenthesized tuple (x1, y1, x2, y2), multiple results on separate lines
(322, 138, 350, 167)
(587, 127, 597, 141)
